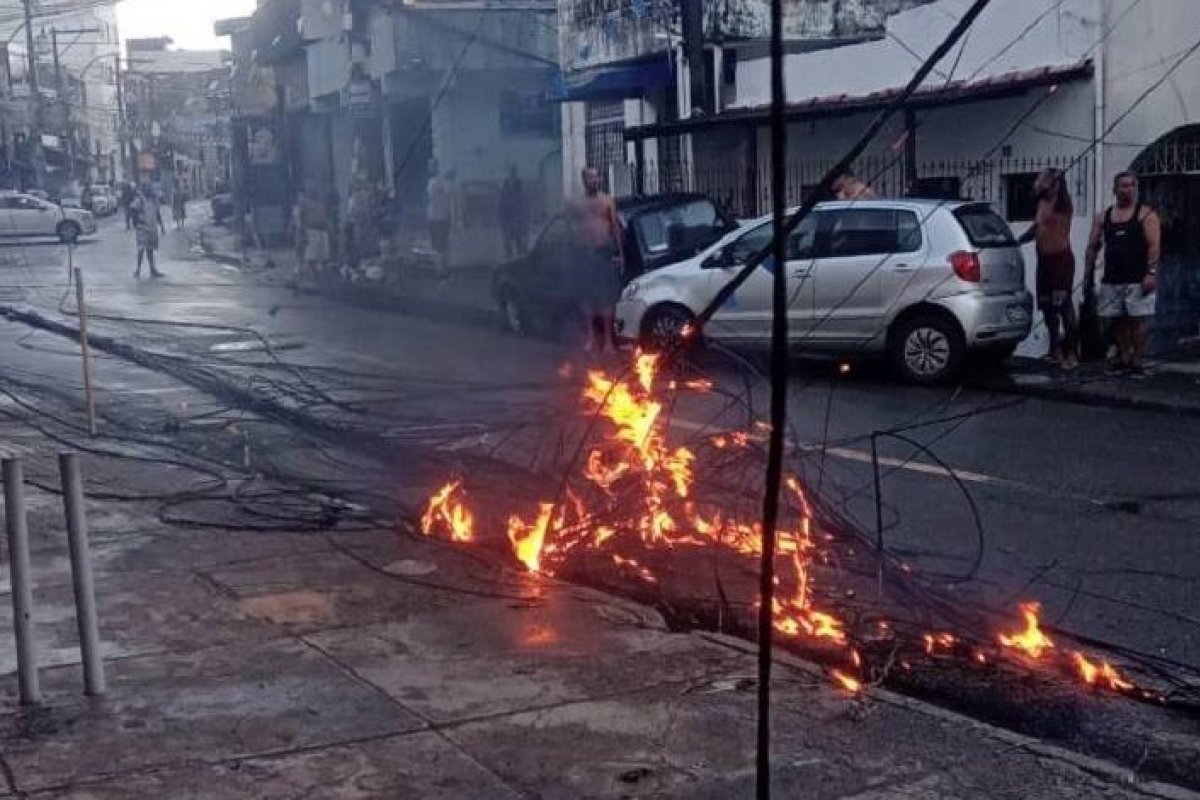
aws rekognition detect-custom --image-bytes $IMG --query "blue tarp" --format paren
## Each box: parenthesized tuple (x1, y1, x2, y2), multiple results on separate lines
(550, 57, 673, 102)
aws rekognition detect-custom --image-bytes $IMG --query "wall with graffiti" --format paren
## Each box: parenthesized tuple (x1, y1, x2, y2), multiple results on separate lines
(560, 0, 937, 72)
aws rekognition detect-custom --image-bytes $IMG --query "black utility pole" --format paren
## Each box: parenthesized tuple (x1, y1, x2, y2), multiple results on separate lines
(115, 53, 128, 181)
(51, 27, 101, 182)
(20, 0, 43, 187)
(680, 0, 710, 115)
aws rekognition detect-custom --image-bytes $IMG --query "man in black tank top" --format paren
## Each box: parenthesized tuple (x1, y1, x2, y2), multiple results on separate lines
(1084, 171, 1161, 377)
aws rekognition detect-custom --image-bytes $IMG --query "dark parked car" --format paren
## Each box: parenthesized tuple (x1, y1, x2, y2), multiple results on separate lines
(210, 192, 235, 224)
(492, 193, 736, 336)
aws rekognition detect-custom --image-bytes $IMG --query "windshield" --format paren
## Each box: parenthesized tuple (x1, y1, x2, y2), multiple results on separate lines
(633, 200, 728, 259)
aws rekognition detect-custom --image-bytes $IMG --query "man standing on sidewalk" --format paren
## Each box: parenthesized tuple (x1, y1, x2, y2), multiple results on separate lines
(568, 166, 625, 352)
(1085, 171, 1161, 378)
(1020, 168, 1078, 368)
(427, 159, 453, 281)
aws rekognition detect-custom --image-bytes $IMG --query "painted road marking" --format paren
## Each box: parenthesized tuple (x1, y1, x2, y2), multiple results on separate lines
(667, 417, 1009, 488)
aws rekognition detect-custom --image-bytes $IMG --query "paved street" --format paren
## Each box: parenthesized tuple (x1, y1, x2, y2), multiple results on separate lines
(6, 213, 1200, 670)
(2, 212, 1200, 795)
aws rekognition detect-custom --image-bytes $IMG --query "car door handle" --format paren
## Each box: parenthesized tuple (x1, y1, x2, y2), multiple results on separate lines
(893, 263, 916, 273)
(791, 268, 811, 278)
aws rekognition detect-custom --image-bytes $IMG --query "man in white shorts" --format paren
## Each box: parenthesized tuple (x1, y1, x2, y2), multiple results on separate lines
(1084, 171, 1161, 378)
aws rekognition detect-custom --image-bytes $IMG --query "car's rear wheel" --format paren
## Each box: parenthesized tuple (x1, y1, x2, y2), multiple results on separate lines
(891, 313, 964, 385)
(640, 304, 697, 353)
(57, 221, 81, 244)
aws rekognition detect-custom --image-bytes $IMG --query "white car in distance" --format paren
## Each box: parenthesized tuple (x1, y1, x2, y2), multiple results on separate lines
(0, 191, 97, 244)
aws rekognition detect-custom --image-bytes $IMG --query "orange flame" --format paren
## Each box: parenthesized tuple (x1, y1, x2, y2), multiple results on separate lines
(998, 602, 1054, 658)
(1073, 652, 1133, 692)
(831, 670, 861, 694)
(420, 480, 475, 543)
(507, 503, 554, 573)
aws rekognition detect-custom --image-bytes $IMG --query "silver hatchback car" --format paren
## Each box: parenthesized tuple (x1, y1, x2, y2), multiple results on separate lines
(614, 199, 1033, 383)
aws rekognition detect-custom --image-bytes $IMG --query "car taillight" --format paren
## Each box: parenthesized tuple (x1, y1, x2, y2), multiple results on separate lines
(949, 250, 981, 282)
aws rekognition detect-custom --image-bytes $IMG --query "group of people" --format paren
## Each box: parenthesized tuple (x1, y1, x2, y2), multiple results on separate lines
(1023, 168, 1160, 376)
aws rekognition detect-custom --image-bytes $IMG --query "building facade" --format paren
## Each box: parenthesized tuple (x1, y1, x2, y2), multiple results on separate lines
(565, 0, 1200, 354)
(123, 37, 231, 198)
(0, 0, 123, 189)
(220, 0, 561, 265)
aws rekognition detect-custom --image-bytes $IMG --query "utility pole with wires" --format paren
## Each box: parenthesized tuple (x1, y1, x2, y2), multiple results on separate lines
(747, 1, 995, 797)
(20, 0, 44, 188)
(51, 26, 101, 183)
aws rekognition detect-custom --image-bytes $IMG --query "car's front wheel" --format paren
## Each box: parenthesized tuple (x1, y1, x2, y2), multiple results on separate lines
(890, 313, 965, 384)
(640, 304, 697, 353)
(57, 221, 81, 244)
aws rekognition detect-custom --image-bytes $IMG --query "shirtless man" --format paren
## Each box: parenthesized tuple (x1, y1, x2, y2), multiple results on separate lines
(1019, 168, 1078, 367)
(569, 167, 625, 352)
(832, 171, 876, 201)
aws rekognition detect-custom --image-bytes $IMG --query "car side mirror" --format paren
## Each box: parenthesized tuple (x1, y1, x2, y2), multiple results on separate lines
(702, 249, 732, 270)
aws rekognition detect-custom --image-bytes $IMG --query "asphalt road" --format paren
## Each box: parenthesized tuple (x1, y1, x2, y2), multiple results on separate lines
(2, 210, 1198, 679)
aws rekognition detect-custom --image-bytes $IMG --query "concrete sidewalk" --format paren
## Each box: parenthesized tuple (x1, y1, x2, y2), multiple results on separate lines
(196, 222, 501, 330)
(0, 320, 1186, 798)
(0, 464, 1181, 799)
(996, 356, 1200, 417)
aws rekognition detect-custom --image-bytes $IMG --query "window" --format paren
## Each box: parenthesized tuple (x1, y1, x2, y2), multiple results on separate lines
(1, 196, 40, 211)
(953, 204, 1016, 248)
(728, 215, 819, 264)
(1003, 172, 1039, 221)
(786, 215, 819, 259)
(634, 200, 722, 256)
(823, 209, 920, 258)
(729, 222, 772, 264)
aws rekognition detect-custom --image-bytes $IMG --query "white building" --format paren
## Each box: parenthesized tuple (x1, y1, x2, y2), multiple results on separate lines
(562, 0, 1200, 353)
(0, 0, 122, 185)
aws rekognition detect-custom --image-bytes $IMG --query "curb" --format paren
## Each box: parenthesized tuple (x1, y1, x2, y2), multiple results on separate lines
(981, 363, 1200, 419)
(199, 246, 501, 329)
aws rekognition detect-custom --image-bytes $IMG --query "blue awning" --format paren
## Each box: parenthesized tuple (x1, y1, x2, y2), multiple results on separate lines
(551, 57, 673, 102)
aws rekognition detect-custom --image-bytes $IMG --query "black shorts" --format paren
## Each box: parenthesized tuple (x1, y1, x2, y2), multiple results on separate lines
(575, 249, 622, 309)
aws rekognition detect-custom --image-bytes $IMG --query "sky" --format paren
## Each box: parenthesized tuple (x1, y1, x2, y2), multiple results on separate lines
(116, 0, 256, 51)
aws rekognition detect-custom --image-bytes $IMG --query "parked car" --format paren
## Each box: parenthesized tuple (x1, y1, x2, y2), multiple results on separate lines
(492, 193, 737, 336)
(83, 184, 117, 216)
(210, 192, 235, 225)
(0, 191, 97, 243)
(615, 199, 1033, 384)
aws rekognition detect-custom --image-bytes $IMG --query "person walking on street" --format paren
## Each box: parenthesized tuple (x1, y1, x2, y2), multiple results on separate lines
(297, 187, 331, 279)
(569, 166, 625, 353)
(120, 182, 136, 230)
(427, 159, 453, 281)
(499, 165, 529, 259)
(1020, 168, 1079, 368)
(172, 186, 188, 230)
(131, 184, 166, 279)
(1085, 171, 1162, 378)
